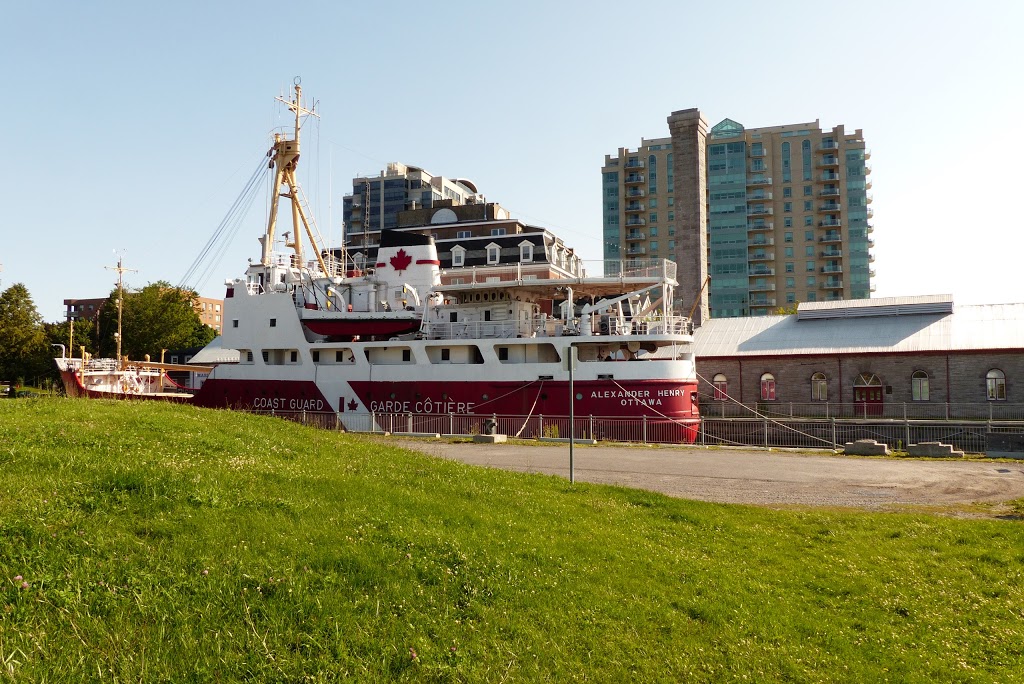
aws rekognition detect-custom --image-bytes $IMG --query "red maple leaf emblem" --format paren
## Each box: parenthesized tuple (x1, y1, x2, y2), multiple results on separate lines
(390, 248, 412, 273)
(347, 399, 358, 411)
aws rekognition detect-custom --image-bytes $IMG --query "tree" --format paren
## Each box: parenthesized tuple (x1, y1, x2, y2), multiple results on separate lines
(97, 281, 217, 360)
(774, 303, 800, 315)
(0, 284, 50, 384)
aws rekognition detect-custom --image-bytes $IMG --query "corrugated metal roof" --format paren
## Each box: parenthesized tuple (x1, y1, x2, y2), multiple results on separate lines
(796, 294, 954, 320)
(693, 302, 1024, 357)
(188, 336, 240, 365)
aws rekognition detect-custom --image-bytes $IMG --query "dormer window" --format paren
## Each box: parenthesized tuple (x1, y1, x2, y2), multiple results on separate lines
(486, 243, 501, 265)
(451, 245, 466, 268)
(519, 240, 534, 263)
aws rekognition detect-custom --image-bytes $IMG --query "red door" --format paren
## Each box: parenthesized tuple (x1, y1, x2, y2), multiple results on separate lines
(853, 386, 883, 416)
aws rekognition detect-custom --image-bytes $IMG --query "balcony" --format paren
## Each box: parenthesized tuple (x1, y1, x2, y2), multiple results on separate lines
(818, 203, 841, 213)
(819, 187, 840, 197)
(626, 246, 647, 256)
(625, 202, 646, 213)
(748, 205, 774, 216)
(867, 221, 874, 233)
(818, 171, 840, 182)
(867, 238, 875, 248)
(625, 217, 646, 227)
(819, 218, 842, 228)
(821, 248, 843, 258)
(624, 160, 646, 169)
(747, 191, 773, 201)
(749, 281, 777, 291)
(747, 222, 774, 232)
(818, 141, 840, 151)
(864, 149, 872, 160)
(749, 251, 775, 262)
(746, 176, 772, 186)
(866, 193, 873, 204)
(864, 163, 872, 174)
(817, 157, 840, 168)
(820, 233, 842, 243)
(870, 268, 877, 278)
(626, 188, 645, 197)
(866, 207, 874, 218)
(749, 148, 766, 157)
(821, 280, 844, 290)
(750, 236, 775, 246)
(625, 174, 645, 185)
(749, 266, 775, 276)
(750, 297, 777, 307)
(821, 265, 843, 274)
(626, 231, 646, 241)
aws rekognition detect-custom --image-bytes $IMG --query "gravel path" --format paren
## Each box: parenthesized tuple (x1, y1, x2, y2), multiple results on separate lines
(390, 439, 1024, 515)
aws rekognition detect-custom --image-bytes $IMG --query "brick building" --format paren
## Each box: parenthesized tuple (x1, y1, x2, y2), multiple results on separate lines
(691, 296, 1024, 410)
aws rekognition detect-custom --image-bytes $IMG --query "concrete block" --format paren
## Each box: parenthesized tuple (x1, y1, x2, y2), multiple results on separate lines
(842, 439, 890, 456)
(907, 442, 964, 458)
(473, 434, 507, 444)
(986, 433, 1024, 459)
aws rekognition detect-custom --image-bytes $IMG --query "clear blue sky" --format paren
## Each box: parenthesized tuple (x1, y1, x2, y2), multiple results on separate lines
(3, 0, 1022, 322)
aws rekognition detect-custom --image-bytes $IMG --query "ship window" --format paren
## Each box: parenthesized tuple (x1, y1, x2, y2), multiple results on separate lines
(402, 349, 411, 362)
(441, 348, 450, 361)
(336, 350, 345, 362)
(498, 347, 509, 361)
(270, 318, 277, 327)
(312, 351, 320, 363)
(290, 351, 298, 363)
(262, 350, 269, 363)
(232, 319, 239, 328)
(246, 350, 254, 363)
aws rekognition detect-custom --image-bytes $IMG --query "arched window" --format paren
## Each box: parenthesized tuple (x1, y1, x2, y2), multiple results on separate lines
(987, 369, 1006, 401)
(713, 374, 728, 401)
(912, 371, 930, 401)
(760, 373, 776, 401)
(811, 372, 827, 401)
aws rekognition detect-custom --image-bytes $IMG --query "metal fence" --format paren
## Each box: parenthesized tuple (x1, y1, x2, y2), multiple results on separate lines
(253, 409, 1024, 455)
(698, 399, 1024, 422)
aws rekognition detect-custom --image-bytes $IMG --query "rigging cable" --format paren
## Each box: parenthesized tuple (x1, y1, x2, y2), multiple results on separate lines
(177, 154, 268, 292)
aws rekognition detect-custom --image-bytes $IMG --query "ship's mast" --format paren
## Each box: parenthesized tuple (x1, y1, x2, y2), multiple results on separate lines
(261, 79, 329, 276)
(105, 256, 137, 370)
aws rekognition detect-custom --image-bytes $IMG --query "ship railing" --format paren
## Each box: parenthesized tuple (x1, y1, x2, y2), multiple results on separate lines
(440, 259, 677, 284)
(422, 314, 693, 340)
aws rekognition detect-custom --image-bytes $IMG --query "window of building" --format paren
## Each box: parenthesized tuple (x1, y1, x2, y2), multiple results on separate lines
(786, 277, 795, 288)
(804, 200, 813, 212)
(784, 231, 793, 242)
(785, 247, 794, 257)
(760, 373, 776, 401)
(649, 213, 658, 223)
(803, 185, 813, 197)
(451, 245, 466, 267)
(457, 230, 471, 239)
(783, 187, 792, 198)
(806, 263, 815, 274)
(804, 216, 813, 227)
(785, 262, 794, 273)
(786, 292, 796, 303)
(649, 198, 658, 209)
(807, 291, 817, 302)
(650, 227, 658, 237)
(811, 372, 827, 401)
(802, 139, 812, 181)
(650, 241, 659, 252)
(987, 369, 1006, 401)
(784, 202, 792, 213)
(519, 241, 534, 263)
(805, 230, 814, 241)
(912, 370, 930, 401)
(490, 228, 506, 236)
(781, 142, 791, 182)
(713, 374, 728, 400)
(486, 243, 500, 265)
(806, 246, 815, 257)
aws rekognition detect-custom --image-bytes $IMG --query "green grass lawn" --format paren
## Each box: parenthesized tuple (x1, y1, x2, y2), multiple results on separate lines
(1, 399, 1023, 682)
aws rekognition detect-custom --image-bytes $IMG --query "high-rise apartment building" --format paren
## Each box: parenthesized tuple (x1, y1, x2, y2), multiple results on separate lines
(343, 162, 484, 241)
(602, 114, 873, 319)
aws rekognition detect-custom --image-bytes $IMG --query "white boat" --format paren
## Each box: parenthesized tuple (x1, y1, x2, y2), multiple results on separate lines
(57, 83, 701, 442)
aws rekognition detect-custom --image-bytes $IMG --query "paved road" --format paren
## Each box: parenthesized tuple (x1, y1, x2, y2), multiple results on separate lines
(391, 439, 1024, 514)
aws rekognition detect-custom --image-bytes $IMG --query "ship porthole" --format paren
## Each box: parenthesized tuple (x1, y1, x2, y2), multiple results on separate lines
(576, 393, 583, 401)
(390, 393, 396, 399)
(482, 394, 489, 400)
